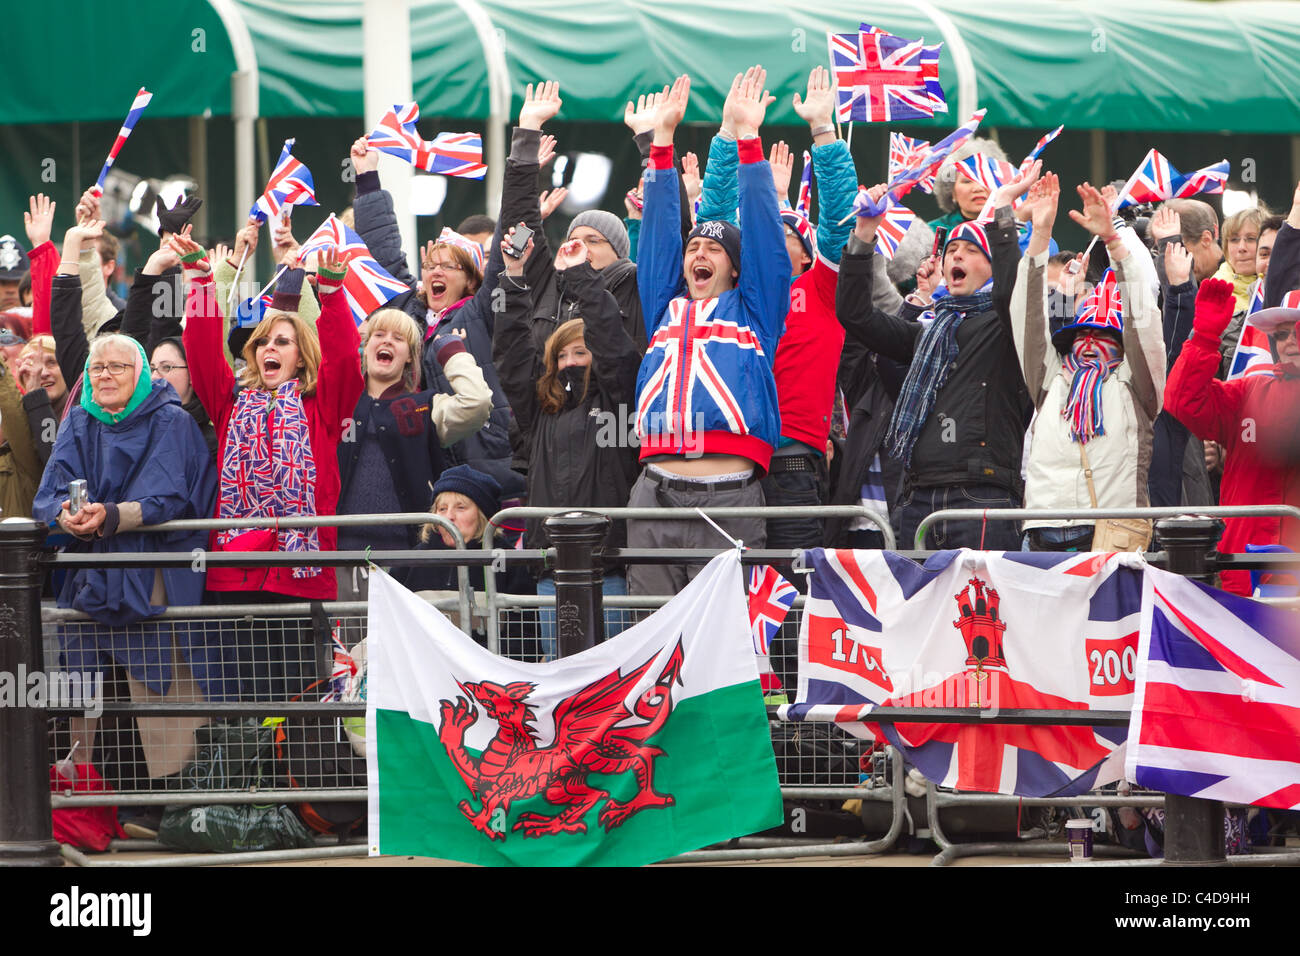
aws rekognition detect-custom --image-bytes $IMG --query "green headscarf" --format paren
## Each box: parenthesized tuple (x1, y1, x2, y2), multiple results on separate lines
(80, 336, 152, 425)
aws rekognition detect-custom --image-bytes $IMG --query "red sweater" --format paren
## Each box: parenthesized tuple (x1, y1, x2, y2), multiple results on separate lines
(1165, 333, 1298, 595)
(775, 256, 843, 451)
(183, 274, 362, 598)
(29, 241, 58, 336)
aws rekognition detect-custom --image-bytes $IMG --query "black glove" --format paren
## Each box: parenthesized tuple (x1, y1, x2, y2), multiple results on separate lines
(156, 195, 203, 237)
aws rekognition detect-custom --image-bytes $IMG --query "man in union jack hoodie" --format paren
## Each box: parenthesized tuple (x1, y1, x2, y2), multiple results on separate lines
(626, 69, 789, 595)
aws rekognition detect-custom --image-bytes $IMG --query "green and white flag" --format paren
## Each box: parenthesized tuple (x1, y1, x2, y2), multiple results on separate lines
(366, 551, 782, 866)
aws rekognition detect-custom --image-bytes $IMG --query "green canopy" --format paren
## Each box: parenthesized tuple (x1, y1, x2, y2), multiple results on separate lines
(8, 1, 1300, 133)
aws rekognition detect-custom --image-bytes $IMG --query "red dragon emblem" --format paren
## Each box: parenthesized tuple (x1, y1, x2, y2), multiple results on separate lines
(436, 640, 685, 841)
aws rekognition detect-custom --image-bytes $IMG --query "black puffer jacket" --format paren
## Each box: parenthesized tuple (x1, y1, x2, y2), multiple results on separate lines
(493, 261, 641, 559)
(836, 218, 1030, 495)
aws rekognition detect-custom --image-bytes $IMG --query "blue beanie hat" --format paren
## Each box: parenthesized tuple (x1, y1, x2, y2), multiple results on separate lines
(687, 219, 742, 274)
(432, 465, 502, 522)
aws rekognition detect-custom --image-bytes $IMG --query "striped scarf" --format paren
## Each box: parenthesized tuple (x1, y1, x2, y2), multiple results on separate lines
(1061, 337, 1123, 443)
(885, 281, 994, 467)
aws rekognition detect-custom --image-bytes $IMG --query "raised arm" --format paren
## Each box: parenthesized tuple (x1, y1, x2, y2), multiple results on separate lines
(1012, 174, 1059, 405)
(312, 248, 364, 443)
(554, 238, 640, 405)
(1164, 279, 1247, 442)
(175, 237, 236, 429)
(638, 75, 691, 335)
(836, 187, 924, 362)
(491, 228, 543, 438)
(24, 194, 57, 336)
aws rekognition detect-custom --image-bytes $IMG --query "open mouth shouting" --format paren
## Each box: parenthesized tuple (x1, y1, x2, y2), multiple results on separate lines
(689, 259, 715, 295)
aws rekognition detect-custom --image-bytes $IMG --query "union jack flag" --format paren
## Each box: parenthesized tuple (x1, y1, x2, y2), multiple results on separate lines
(956, 152, 1017, 193)
(1128, 567, 1300, 809)
(368, 103, 487, 180)
(795, 151, 812, 218)
(635, 297, 764, 449)
(251, 139, 319, 223)
(859, 23, 946, 114)
(889, 133, 934, 194)
(828, 28, 939, 123)
(887, 110, 986, 198)
(1073, 267, 1123, 333)
(874, 203, 917, 260)
(1172, 159, 1230, 199)
(781, 548, 1139, 796)
(1227, 282, 1275, 381)
(92, 87, 152, 196)
(299, 215, 410, 325)
(748, 565, 798, 672)
(1020, 124, 1064, 174)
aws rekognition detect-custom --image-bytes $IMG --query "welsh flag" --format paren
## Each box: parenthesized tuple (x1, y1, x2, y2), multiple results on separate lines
(366, 552, 781, 866)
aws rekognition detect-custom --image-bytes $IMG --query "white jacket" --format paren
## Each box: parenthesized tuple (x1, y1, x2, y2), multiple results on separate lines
(1011, 243, 1166, 529)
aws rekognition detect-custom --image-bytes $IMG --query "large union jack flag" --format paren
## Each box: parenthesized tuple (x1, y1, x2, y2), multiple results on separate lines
(828, 28, 940, 123)
(781, 548, 1140, 796)
(859, 23, 946, 114)
(368, 102, 487, 180)
(251, 139, 319, 223)
(1115, 150, 1229, 210)
(1172, 159, 1230, 199)
(1128, 567, 1300, 809)
(635, 297, 765, 450)
(299, 214, 410, 325)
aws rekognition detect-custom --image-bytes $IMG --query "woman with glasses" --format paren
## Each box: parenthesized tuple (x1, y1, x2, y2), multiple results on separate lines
(147, 339, 216, 459)
(32, 332, 221, 785)
(176, 235, 364, 701)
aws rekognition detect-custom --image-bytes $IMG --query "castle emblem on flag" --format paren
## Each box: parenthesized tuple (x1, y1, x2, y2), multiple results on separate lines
(953, 577, 1007, 671)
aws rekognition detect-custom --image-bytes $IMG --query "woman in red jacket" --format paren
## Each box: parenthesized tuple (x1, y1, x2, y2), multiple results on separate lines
(1164, 278, 1300, 595)
(176, 236, 363, 701)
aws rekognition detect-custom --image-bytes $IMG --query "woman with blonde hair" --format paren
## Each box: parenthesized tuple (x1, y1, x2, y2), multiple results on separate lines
(1, 333, 67, 516)
(336, 306, 492, 595)
(493, 229, 641, 655)
(177, 235, 363, 702)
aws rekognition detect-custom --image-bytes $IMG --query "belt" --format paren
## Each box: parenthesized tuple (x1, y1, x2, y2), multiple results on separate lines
(644, 469, 759, 493)
(768, 455, 817, 474)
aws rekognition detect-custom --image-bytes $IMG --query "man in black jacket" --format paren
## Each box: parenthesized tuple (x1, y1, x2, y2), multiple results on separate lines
(837, 174, 1035, 551)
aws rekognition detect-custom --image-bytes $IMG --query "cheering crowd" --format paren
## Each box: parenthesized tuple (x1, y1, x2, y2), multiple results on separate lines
(2, 64, 1297, 733)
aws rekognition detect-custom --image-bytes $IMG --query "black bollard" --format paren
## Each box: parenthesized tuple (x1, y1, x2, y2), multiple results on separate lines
(1153, 516, 1227, 864)
(545, 512, 611, 658)
(0, 517, 61, 866)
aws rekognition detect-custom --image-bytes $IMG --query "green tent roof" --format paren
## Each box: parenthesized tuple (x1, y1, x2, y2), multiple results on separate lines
(11, 0, 1300, 132)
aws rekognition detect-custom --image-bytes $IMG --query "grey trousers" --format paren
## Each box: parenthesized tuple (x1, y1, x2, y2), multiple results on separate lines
(625, 468, 766, 595)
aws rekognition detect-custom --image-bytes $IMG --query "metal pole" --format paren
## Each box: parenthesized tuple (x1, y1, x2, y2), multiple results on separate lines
(1153, 515, 1227, 864)
(544, 512, 610, 657)
(0, 517, 60, 866)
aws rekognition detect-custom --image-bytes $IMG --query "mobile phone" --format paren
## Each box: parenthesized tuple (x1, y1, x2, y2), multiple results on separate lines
(506, 223, 534, 259)
(626, 189, 644, 212)
(931, 226, 948, 258)
(68, 479, 88, 514)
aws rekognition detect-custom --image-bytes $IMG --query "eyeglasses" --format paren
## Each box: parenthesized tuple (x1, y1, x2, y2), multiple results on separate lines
(150, 362, 187, 374)
(1269, 326, 1297, 344)
(423, 260, 464, 273)
(252, 335, 297, 349)
(88, 362, 132, 377)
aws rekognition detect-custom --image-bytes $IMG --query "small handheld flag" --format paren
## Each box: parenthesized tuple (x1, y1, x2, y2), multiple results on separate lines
(828, 25, 943, 124)
(875, 204, 918, 260)
(368, 103, 487, 180)
(251, 139, 319, 223)
(300, 215, 410, 325)
(795, 151, 813, 219)
(91, 87, 152, 197)
(1020, 125, 1064, 173)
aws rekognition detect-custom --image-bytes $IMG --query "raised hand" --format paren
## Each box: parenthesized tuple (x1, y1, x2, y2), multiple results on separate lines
(1021, 172, 1060, 234)
(24, 194, 56, 248)
(351, 136, 379, 176)
(732, 65, 775, 139)
(1148, 204, 1182, 242)
(653, 74, 690, 145)
(537, 133, 558, 170)
(519, 81, 562, 130)
(624, 179, 644, 221)
(792, 65, 835, 134)
(167, 231, 210, 278)
(681, 152, 702, 205)
(991, 159, 1040, 212)
(233, 217, 261, 263)
(1165, 240, 1194, 286)
(318, 245, 347, 280)
(553, 237, 586, 272)
(1068, 181, 1116, 238)
(539, 186, 568, 220)
(915, 255, 941, 301)
(852, 184, 890, 243)
(769, 141, 794, 201)
(501, 225, 534, 276)
(272, 217, 301, 265)
(624, 89, 665, 136)
(76, 188, 101, 227)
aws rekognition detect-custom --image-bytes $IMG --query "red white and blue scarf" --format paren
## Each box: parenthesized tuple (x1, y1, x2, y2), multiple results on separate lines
(1062, 337, 1123, 443)
(216, 381, 321, 577)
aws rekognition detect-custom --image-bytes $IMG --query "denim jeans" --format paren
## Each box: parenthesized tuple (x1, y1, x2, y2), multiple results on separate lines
(895, 484, 1023, 551)
(536, 573, 630, 662)
(1022, 525, 1095, 552)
